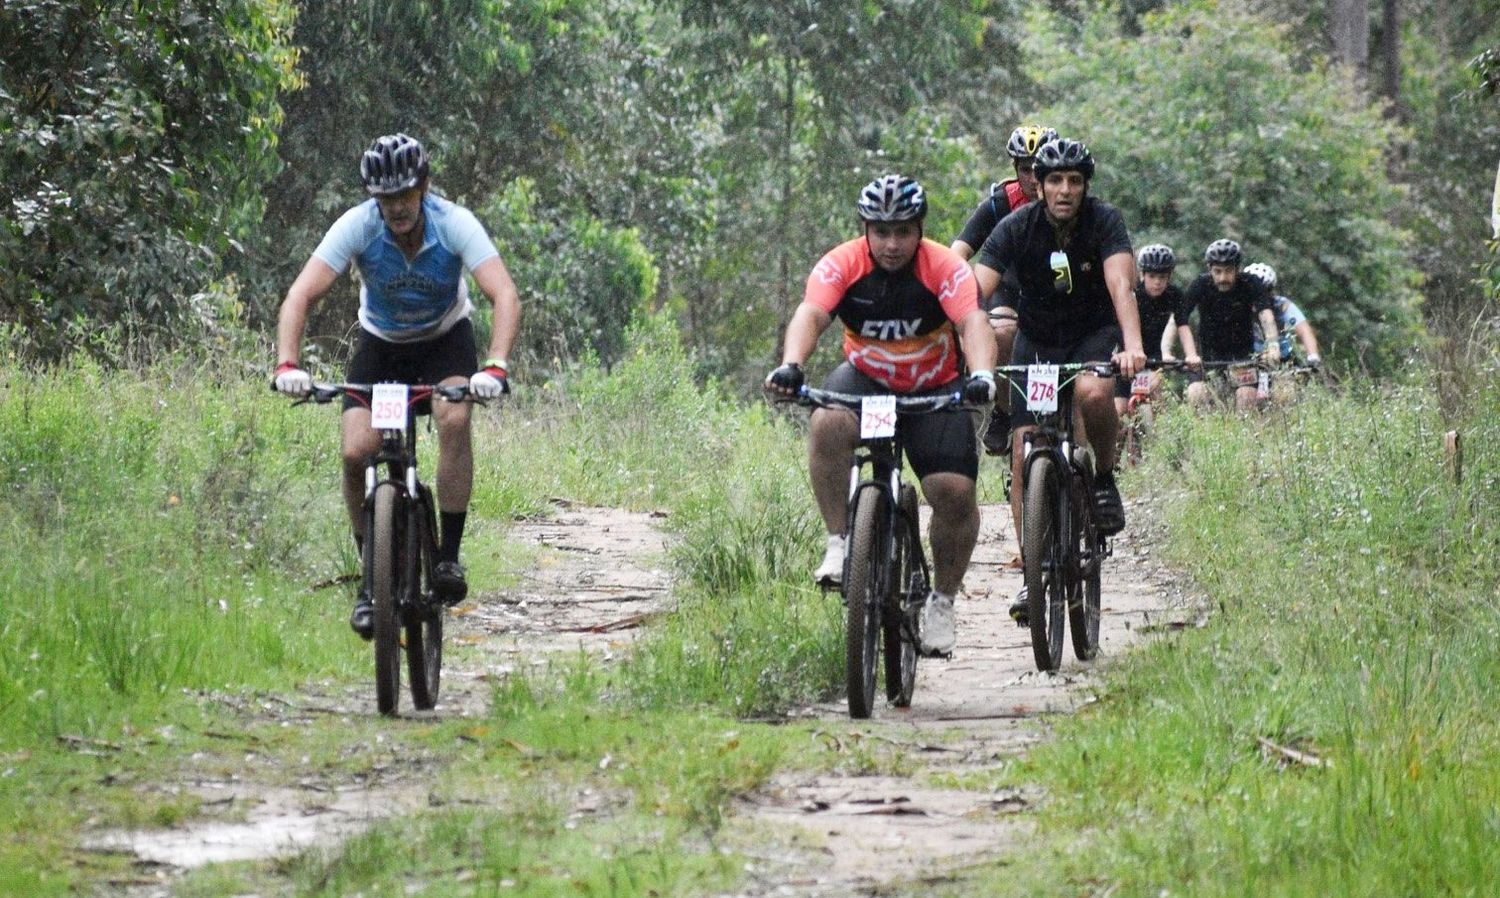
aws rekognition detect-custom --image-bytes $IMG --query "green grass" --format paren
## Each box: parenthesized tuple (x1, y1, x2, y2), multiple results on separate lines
(942, 370, 1500, 897)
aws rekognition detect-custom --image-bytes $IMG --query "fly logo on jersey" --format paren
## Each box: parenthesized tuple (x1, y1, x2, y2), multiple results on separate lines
(859, 318, 922, 340)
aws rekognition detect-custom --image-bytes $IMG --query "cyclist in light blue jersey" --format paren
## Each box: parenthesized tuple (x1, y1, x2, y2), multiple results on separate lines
(1243, 263, 1322, 368)
(274, 134, 521, 639)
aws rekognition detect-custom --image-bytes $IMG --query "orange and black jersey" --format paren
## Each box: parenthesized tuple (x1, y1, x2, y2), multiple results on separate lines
(804, 238, 980, 393)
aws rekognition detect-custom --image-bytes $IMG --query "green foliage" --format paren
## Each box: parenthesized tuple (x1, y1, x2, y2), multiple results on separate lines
(978, 375, 1500, 897)
(0, 0, 298, 361)
(0, 363, 361, 749)
(1026, 1, 1424, 373)
(479, 178, 658, 375)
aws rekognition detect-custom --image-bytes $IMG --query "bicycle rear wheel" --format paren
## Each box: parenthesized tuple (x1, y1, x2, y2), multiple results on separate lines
(883, 484, 920, 708)
(369, 483, 403, 715)
(405, 488, 442, 710)
(844, 486, 886, 719)
(1023, 456, 1066, 671)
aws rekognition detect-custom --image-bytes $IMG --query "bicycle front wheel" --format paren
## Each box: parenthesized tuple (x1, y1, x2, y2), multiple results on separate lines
(844, 486, 887, 719)
(369, 483, 403, 715)
(1023, 456, 1066, 671)
(883, 484, 920, 708)
(405, 488, 442, 710)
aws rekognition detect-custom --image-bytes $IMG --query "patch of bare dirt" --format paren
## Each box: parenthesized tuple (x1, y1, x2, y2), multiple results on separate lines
(720, 496, 1196, 897)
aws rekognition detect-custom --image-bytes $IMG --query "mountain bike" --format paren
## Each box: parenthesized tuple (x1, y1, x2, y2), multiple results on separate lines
(1119, 360, 1184, 467)
(288, 381, 478, 715)
(787, 386, 965, 719)
(1000, 359, 1175, 671)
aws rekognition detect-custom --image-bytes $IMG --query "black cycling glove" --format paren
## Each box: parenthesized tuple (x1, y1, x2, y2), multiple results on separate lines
(765, 362, 805, 395)
(963, 370, 997, 405)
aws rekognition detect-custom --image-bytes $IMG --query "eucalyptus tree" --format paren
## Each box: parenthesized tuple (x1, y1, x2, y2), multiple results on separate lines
(0, 0, 298, 361)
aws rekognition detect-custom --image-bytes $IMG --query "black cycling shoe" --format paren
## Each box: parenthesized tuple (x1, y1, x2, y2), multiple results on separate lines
(982, 411, 1011, 457)
(433, 560, 468, 605)
(1009, 585, 1029, 627)
(350, 591, 375, 641)
(1093, 471, 1125, 535)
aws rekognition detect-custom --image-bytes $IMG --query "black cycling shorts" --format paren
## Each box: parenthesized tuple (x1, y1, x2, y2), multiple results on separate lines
(1008, 324, 1121, 429)
(343, 319, 478, 412)
(822, 363, 979, 481)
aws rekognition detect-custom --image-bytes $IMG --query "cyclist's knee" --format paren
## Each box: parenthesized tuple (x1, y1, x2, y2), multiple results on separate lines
(921, 472, 976, 515)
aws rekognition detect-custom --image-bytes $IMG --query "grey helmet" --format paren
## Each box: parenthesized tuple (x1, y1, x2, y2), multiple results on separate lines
(360, 133, 430, 196)
(1137, 244, 1177, 274)
(1032, 138, 1095, 181)
(856, 174, 927, 222)
(1204, 238, 1243, 266)
(1243, 262, 1277, 289)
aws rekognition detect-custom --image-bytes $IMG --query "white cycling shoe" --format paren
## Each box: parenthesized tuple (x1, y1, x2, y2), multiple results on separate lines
(918, 590, 956, 657)
(814, 534, 845, 587)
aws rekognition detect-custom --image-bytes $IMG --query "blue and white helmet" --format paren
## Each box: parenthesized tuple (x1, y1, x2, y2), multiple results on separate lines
(857, 174, 927, 222)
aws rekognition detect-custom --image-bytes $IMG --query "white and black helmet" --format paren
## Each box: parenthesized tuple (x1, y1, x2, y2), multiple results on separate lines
(1204, 238, 1243, 266)
(360, 133, 430, 196)
(1243, 262, 1277, 289)
(1033, 138, 1095, 181)
(1137, 244, 1176, 273)
(856, 174, 927, 222)
(1006, 124, 1059, 160)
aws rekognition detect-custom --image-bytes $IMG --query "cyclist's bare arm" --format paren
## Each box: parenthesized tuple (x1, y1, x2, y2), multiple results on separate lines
(1103, 252, 1145, 375)
(1294, 320, 1321, 359)
(949, 239, 975, 261)
(1258, 308, 1280, 353)
(471, 256, 522, 366)
(973, 261, 1002, 309)
(956, 308, 998, 371)
(276, 257, 340, 367)
(780, 302, 833, 367)
(1159, 315, 1177, 360)
(1175, 319, 1201, 366)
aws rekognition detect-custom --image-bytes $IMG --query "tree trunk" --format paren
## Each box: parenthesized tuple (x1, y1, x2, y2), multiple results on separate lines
(775, 54, 797, 352)
(1328, 0, 1369, 86)
(1378, 0, 1401, 117)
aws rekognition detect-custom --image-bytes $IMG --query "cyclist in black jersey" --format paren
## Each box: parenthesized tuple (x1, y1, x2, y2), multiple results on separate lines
(1114, 243, 1198, 417)
(970, 138, 1146, 622)
(1177, 239, 1280, 411)
(950, 123, 1058, 456)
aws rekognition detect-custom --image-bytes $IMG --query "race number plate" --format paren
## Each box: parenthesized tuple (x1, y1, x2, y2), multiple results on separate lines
(1026, 364, 1060, 413)
(1131, 371, 1152, 396)
(370, 383, 409, 431)
(860, 395, 897, 439)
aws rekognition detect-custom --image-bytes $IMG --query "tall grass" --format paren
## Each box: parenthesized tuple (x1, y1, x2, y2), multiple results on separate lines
(0, 361, 366, 749)
(974, 365, 1500, 896)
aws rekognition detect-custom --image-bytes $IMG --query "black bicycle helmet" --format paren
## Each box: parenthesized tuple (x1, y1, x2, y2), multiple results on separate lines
(856, 174, 927, 222)
(1032, 138, 1095, 181)
(1137, 244, 1176, 273)
(360, 133, 430, 196)
(1204, 238, 1243, 266)
(1006, 124, 1059, 160)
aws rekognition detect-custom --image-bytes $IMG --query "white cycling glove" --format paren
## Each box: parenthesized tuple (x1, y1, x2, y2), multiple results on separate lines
(469, 362, 510, 399)
(273, 362, 312, 397)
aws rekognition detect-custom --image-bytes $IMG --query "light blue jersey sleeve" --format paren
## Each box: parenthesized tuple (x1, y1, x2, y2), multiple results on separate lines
(434, 203, 500, 271)
(311, 202, 381, 275)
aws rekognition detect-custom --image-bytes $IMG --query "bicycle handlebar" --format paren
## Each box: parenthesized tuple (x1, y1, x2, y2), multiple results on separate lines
(784, 385, 968, 413)
(274, 381, 481, 405)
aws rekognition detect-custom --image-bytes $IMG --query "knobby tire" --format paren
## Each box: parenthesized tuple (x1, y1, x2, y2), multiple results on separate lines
(1024, 456, 1066, 671)
(844, 487, 886, 719)
(404, 488, 442, 710)
(883, 484, 920, 707)
(370, 483, 402, 715)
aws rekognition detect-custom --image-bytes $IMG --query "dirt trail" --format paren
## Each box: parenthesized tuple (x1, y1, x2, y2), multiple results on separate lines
(723, 496, 1192, 896)
(85, 498, 1192, 896)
